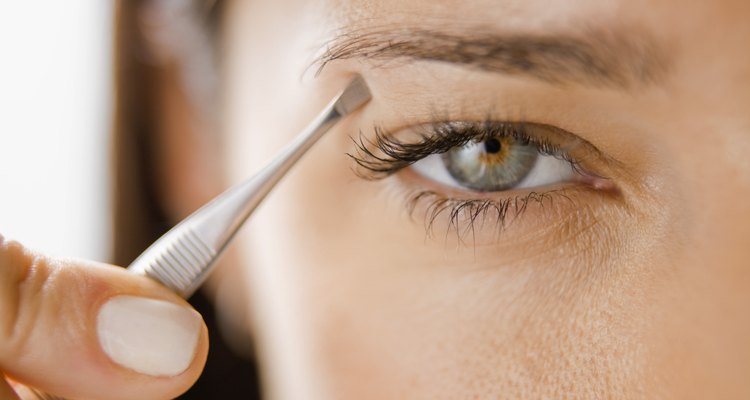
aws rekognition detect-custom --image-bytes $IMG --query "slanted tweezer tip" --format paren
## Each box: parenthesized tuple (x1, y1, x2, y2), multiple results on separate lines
(334, 75, 371, 116)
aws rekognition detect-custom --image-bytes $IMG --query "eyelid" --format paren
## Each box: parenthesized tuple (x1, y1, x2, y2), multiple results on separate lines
(349, 118, 615, 183)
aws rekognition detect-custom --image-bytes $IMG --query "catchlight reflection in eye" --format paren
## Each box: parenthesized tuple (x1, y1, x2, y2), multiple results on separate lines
(410, 135, 577, 192)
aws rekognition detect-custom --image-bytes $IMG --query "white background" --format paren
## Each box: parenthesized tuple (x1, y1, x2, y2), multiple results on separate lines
(0, 1, 113, 261)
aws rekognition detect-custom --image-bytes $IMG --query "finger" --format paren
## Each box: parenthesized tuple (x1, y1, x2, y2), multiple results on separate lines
(0, 376, 21, 400)
(0, 236, 208, 400)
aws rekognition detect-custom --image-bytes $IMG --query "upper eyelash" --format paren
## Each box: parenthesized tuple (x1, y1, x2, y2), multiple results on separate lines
(347, 120, 582, 179)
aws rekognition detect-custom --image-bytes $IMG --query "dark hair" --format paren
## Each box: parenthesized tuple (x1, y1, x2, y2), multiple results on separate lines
(111, 0, 222, 264)
(111, 2, 261, 398)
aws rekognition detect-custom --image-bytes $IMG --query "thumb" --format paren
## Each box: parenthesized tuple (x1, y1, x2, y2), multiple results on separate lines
(0, 235, 208, 400)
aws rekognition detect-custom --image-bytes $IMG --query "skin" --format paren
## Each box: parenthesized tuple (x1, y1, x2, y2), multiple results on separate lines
(186, 0, 750, 399)
(2, 0, 747, 398)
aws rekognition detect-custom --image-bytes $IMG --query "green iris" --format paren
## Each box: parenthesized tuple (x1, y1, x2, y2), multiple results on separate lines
(441, 136, 538, 191)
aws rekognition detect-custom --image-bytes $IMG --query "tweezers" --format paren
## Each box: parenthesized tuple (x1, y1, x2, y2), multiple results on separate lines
(32, 75, 370, 400)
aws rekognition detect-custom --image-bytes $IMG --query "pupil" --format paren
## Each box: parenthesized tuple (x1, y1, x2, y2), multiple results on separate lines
(484, 138, 501, 154)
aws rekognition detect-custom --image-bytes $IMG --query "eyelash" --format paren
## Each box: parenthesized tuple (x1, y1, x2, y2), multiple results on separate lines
(348, 120, 597, 239)
(349, 120, 583, 177)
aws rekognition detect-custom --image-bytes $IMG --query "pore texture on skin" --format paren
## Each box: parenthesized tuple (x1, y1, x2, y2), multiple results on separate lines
(208, 0, 750, 398)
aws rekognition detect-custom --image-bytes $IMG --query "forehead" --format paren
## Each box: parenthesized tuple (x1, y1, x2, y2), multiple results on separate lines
(329, 0, 747, 36)
(333, 0, 615, 29)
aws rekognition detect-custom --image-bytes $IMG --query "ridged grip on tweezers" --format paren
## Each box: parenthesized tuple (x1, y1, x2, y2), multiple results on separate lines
(128, 226, 217, 297)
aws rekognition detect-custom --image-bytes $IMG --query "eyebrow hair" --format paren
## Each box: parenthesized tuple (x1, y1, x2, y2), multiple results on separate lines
(314, 27, 669, 89)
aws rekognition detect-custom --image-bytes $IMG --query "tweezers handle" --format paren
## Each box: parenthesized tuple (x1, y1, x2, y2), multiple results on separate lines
(127, 90, 346, 298)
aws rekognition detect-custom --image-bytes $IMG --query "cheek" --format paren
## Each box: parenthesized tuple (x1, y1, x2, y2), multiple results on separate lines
(239, 127, 664, 398)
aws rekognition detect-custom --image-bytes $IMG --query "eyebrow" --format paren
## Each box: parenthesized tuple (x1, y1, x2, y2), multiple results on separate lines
(314, 27, 669, 89)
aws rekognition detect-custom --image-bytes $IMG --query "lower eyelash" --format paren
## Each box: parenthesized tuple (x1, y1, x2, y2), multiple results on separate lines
(404, 188, 573, 242)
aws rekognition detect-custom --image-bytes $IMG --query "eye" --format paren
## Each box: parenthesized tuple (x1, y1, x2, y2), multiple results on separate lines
(349, 119, 616, 240)
(409, 135, 577, 192)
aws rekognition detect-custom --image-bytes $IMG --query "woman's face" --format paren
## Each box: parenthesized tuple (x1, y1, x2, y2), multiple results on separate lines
(215, 0, 750, 398)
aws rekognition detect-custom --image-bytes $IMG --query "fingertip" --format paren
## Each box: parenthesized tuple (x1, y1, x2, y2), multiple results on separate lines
(106, 318, 210, 400)
(108, 311, 210, 400)
(96, 295, 205, 377)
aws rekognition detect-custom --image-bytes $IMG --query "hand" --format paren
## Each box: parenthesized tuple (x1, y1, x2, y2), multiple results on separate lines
(0, 234, 208, 400)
